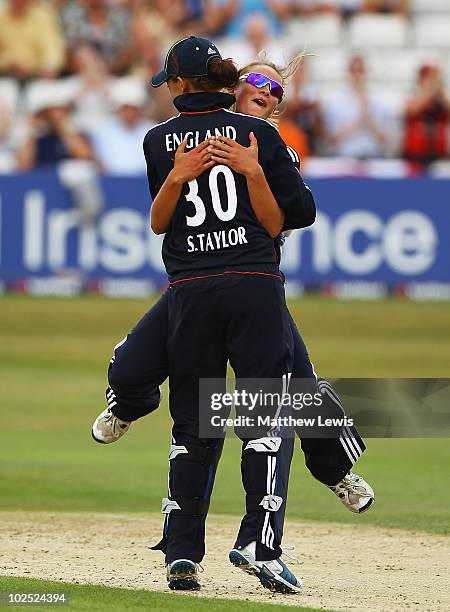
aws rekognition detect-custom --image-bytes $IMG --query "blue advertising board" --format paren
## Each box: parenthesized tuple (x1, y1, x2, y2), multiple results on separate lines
(0, 172, 449, 296)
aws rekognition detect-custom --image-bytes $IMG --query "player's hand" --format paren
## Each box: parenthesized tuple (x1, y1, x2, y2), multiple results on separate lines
(208, 133, 260, 177)
(171, 139, 216, 183)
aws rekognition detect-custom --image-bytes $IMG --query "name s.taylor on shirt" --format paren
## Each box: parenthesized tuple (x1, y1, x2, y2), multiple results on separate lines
(166, 124, 247, 253)
(187, 226, 248, 252)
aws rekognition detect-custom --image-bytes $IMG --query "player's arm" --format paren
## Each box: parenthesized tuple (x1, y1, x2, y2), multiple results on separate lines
(146, 139, 214, 235)
(263, 126, 316, 231)
(280, 172, 315, 232)
(281, 145, 314, 231)
(209, 134, 285, 237)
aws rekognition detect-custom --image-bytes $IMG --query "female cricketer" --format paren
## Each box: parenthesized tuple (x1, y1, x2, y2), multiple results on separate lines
(92, 39, 374, 592)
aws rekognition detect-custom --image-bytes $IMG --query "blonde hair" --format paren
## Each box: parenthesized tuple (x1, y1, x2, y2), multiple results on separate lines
(238, 50, 307, 128)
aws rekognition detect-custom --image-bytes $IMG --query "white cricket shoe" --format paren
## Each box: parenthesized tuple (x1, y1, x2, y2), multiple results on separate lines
(229, 542, 302, 594)
(91, 407, 131, 444)
(329, 471, 374, 513)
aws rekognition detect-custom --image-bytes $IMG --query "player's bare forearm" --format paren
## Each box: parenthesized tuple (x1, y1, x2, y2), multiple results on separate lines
(150, 140, 214, 234)
(246, 165, 285, 237)
(150, 170, 183, 234)
(209, 134, 284, 237)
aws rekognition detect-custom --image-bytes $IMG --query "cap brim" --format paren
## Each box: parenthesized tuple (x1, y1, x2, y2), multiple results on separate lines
(151, 70, 169, 88)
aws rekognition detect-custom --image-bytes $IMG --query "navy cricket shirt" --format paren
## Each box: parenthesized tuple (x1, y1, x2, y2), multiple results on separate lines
(143, 92, 315, 280)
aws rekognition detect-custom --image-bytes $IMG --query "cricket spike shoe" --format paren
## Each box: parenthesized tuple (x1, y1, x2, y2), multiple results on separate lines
(167, 559, 201, 591)
(229, 542, 302, 594)
(91, 407, 131, 444)
(329, 471, 374, 513)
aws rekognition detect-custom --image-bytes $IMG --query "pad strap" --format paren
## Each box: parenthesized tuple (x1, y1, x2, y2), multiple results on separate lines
(243, 437, 282, 454)
(161, 496, 208, 516)
(246, 493, 283, 513)
(168, 443, 212, 463)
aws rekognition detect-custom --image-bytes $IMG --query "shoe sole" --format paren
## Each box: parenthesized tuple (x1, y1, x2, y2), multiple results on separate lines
(229, 550, 260, 577)
(91, 429, 125, 445)
(359, 497, 374, 514)
(167, 561, 201, 591)
(229, 550, 300, 594)
(168, 577, 200, 591)
(259, 570, 301, 594)
(91, 430, 107, 444)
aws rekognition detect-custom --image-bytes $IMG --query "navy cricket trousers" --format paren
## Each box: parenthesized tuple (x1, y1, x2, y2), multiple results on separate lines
(158, 272, 294, 563)
(107, 292, 365, 488)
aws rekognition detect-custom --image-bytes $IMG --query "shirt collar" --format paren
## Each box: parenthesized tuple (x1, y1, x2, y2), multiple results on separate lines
(173, 92, 236, 113)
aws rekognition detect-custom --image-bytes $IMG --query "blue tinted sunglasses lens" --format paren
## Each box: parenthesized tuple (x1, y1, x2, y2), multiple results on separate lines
(245, 73, 284, 101)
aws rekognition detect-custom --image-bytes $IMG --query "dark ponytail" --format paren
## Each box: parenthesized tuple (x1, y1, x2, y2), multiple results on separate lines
(188, 58, 239, 92)
(207, 58, 239, 88)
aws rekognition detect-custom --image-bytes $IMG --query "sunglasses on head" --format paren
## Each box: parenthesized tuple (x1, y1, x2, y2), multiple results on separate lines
(239, 72, 284, 103)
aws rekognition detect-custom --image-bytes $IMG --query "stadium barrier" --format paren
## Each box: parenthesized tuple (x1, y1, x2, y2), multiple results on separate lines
(0, 172, 449, 300)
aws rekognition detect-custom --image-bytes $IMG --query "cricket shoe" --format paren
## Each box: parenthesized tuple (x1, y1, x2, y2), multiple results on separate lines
(229, 542, 302, 594)
(166, 559, 201, 590)
(91, 407, 131, 444)
(329, 471, 374, 513)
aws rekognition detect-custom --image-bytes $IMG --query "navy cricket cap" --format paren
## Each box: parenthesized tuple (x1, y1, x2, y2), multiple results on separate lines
(151, 36, 222, 88)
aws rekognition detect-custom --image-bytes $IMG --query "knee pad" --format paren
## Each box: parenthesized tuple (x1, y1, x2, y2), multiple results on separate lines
(162, 441, 221, 518)
(241, 436, 284, 512)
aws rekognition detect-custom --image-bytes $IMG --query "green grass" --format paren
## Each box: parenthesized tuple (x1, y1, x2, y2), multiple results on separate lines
(1, 295, 449, 534)
(2, 295, 450, 376)
(0, 577, 329, 611)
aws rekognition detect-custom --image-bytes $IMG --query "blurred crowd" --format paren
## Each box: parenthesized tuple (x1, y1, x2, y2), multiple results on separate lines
(0, 0, 449, 176)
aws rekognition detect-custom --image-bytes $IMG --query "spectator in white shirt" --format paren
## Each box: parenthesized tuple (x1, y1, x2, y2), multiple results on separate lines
(322, 55, 391, 159)
(64, 43, 113, 133)
(90, 78, 155, 175)
(218, 13, 286, 68)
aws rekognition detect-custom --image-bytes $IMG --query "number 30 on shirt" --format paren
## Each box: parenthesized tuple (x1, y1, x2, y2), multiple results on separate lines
(185, 165, 237, 227)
